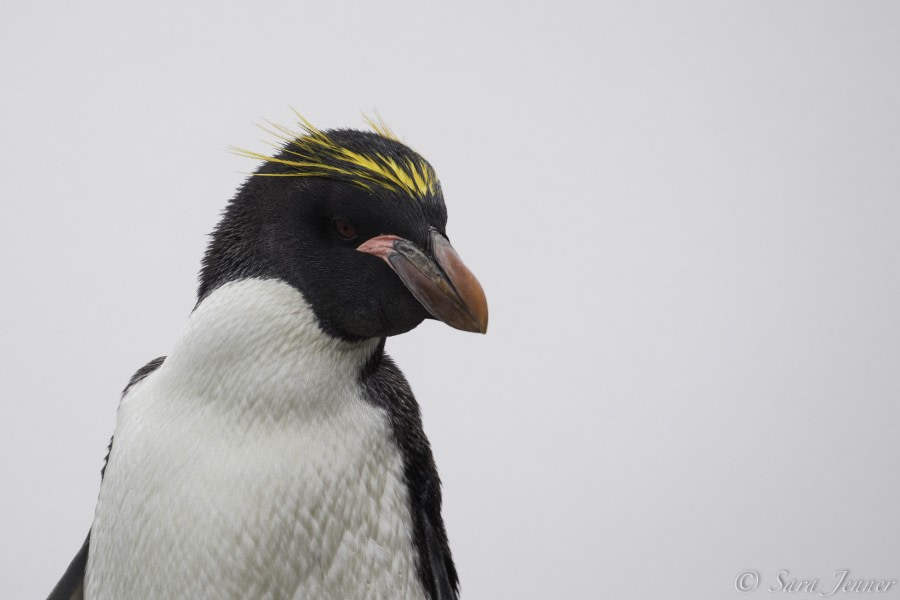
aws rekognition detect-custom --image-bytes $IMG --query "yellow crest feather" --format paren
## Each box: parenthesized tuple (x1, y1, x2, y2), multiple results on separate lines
(232, 111, 438, 199)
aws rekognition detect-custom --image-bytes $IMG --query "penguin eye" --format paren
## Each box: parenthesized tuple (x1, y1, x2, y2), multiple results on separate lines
(332, 218, 358, 240)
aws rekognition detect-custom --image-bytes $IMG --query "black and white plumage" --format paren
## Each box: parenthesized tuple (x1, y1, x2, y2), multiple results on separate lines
(48, 117, 487, 600)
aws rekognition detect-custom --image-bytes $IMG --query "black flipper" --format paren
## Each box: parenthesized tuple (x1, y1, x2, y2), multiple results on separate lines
(360, 341, 459, 599)
(46, 357, 166, 600)
(423, 511, 456, 600)
(47, 533, 88, 600)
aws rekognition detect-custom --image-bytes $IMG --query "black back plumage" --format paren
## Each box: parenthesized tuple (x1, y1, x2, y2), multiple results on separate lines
(360, 340, 459, 599)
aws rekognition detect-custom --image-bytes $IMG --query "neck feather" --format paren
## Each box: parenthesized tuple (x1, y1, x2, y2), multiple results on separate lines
(157, 278, 380, 419)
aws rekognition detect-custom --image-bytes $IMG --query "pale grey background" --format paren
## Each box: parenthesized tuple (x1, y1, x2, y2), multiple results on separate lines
(2, 2, 898, 598)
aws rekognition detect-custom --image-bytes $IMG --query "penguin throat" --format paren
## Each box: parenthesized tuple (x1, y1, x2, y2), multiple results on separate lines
(157, 277, 380, 419)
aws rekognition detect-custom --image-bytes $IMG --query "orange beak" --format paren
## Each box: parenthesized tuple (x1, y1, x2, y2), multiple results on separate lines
(357, 229, 488, 334)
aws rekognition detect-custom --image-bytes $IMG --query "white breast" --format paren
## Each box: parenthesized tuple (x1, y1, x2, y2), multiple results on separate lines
(84, 278, 426, 600)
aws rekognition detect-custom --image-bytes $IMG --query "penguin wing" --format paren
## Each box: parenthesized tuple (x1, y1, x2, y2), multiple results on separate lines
(46, 357, 166, 600)
(46, 534, 89, 600)
(361, 350, 460, 600)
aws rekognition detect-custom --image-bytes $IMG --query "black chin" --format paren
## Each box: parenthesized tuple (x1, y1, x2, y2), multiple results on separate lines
(315, 288, 431, 341)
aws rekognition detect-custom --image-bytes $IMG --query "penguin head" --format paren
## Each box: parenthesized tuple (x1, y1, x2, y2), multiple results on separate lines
(199, 119, 488, 341)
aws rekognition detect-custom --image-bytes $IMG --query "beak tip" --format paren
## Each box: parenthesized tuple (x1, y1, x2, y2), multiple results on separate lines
(471, 296, 489, 335)
(457, 323, 488, 334)
(460, 309, 488, 334)
(477, 316, 488, 334)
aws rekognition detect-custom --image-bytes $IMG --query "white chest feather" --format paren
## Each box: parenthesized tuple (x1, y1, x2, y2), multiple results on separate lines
(85, 279, 426, 600)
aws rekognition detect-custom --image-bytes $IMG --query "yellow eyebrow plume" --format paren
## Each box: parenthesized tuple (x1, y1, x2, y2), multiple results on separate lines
(232, 111, 438, 199)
